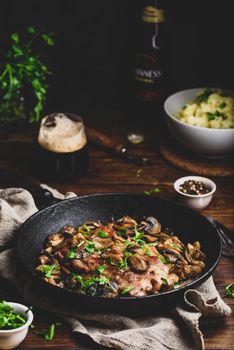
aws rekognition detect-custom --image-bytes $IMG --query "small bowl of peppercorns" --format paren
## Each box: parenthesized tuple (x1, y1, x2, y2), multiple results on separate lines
(174, 176, 216, 211)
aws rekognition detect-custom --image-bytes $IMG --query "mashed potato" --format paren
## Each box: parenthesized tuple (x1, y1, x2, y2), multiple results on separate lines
(176, 89, 234, 129)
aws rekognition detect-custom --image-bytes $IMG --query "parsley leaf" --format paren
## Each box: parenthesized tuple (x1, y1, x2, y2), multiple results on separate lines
(121, 286, 135, 295)
(206, 112, 215, 121)
(136, 169, 142, 178)
(133, 226, 145, 245)
(158, 255, 169, 264)
(98, 231, 108, 238)
(44, 323, 55, 341)
(73, 274, 84, 286)
(66, 249, 77, 259)
(161, 277, 168, 285)
(197, 88, 215, 103)
(117, 228, 127, 236)
(85, 241, 95, 253)
(219, 101, 226, 109)
(97, 265, 106, 274)
(174, 282, 181, 289)
(225, 284, 234, 298)
(144, 188, 160, 196)
(41, 264, 59, 278)
(146, 248, 151, 256)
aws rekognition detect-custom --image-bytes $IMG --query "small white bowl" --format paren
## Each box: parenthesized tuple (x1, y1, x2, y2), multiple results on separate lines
(0, 302, 33, 349)
(174, 176, 216, 211)
(164, 88, 234, 158)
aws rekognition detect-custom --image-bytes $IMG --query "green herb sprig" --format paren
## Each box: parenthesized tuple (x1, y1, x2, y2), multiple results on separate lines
(225, 284, 234, 298)
(41, 264, 59, 278)
(0, 26, 55, 125)
(121, 286, 135, 295)
(144, 188, 160, 196)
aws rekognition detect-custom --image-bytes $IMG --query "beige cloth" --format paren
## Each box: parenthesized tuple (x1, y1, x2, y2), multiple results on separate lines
(0, 188, 231, 350)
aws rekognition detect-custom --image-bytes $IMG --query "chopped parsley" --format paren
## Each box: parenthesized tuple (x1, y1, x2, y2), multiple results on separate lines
(197, 88, 215, 103)
(215, 110, 227, 118)
(174, 282, 181, 289)
(148, 242, 158, 247)
(80, 224, 91, 237)
(85, 241, 95, 253)
(219, 101, 226, 109)
(206, 112, 215, 121)
(117, 228, 127, 236)
(144, 187, 160, 196)
(124, 251, 132, 258)
(41, 264, 59, 278)
(119, 259, 128, 271)
(121, 286, 135, 295)
(73, 274, 84, 286)
(125, 239, 133, 247)
(158, 255, 169, 264)
(77, 240, 85, 247)
(207, 110, 227, 121)
(146, 248, 151, 256)
(225, 284, 234, 298)
(97, 265, 106, 274)
(82, 224, 90, 233)
(171, 243, 183, 251)
(66, 249, 77, 259)
(44, 323, 55, 341)
(0, 301, 26, 330)
(133, 227, 145, 245)
(98, 231, 108, 238)
(161, 277, 168, 285)
(136, 169, 142, 178)
(83, 276, 109, 289)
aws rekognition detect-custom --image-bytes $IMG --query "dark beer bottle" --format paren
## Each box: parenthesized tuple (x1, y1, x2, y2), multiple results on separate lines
(134, 0, 166, 104)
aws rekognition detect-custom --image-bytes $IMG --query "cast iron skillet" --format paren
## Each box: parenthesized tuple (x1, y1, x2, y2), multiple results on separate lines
(17, 193, 222, 314)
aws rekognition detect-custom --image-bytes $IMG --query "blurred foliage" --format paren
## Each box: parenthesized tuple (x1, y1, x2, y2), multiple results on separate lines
(0, 26, 54, 126)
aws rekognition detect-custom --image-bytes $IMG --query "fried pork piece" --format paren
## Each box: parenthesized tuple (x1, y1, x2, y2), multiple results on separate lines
(36, 217, 206, 297)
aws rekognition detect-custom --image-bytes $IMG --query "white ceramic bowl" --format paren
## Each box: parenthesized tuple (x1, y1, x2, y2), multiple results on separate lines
(0, 302, 33, 349)
(164, 88, 234, 158)
(174, 176, 216, 211)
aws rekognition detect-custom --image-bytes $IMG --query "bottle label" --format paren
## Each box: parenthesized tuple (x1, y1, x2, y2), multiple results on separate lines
(142, 6, 165, 23)
(135, 54, 163, 84)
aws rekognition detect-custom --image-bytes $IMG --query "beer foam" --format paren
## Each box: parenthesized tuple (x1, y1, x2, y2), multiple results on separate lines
(38, 113, 87, 153)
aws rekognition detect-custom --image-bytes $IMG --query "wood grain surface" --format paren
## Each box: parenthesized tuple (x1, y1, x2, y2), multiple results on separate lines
(0, 122, 233, 350)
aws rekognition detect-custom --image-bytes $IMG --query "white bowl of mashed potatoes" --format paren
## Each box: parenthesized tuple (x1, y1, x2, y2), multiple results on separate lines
(164, 88, 234, 158)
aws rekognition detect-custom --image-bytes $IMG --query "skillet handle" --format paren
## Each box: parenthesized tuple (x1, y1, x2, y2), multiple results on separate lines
(0, 167, 62, 210)
(36, 188, 63, 209)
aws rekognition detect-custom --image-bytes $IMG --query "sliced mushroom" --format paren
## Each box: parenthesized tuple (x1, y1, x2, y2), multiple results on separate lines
(38, 255, 50, 265)
(185, 243, 206, 265)
(143, 217, 161, 235)
(116, 216, 137, 227)
(47, 233, 65, 247)
(144, 235, 157, 243)
(72, 259, 90, 273)
(102, 252, 123, 264)
(184, 264, 203, 276)
(157, 248, 182, 263)
(128, 255, 150, 273)
(63, 226, 76, 236)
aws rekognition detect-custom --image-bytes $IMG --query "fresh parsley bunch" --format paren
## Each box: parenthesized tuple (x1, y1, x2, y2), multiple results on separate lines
(0, 26, 54, 127)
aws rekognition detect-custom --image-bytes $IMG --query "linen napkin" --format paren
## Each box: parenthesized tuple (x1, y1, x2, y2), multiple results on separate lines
(0, 187, 231, 350)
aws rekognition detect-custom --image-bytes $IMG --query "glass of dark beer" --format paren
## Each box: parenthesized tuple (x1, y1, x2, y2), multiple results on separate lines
(37, 113, 89, 180)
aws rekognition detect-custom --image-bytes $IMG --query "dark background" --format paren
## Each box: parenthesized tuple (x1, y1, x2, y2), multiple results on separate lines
(1, 0, 233, 119)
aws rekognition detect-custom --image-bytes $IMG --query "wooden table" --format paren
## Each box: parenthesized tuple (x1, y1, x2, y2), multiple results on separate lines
(0, 118, 233, 350)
